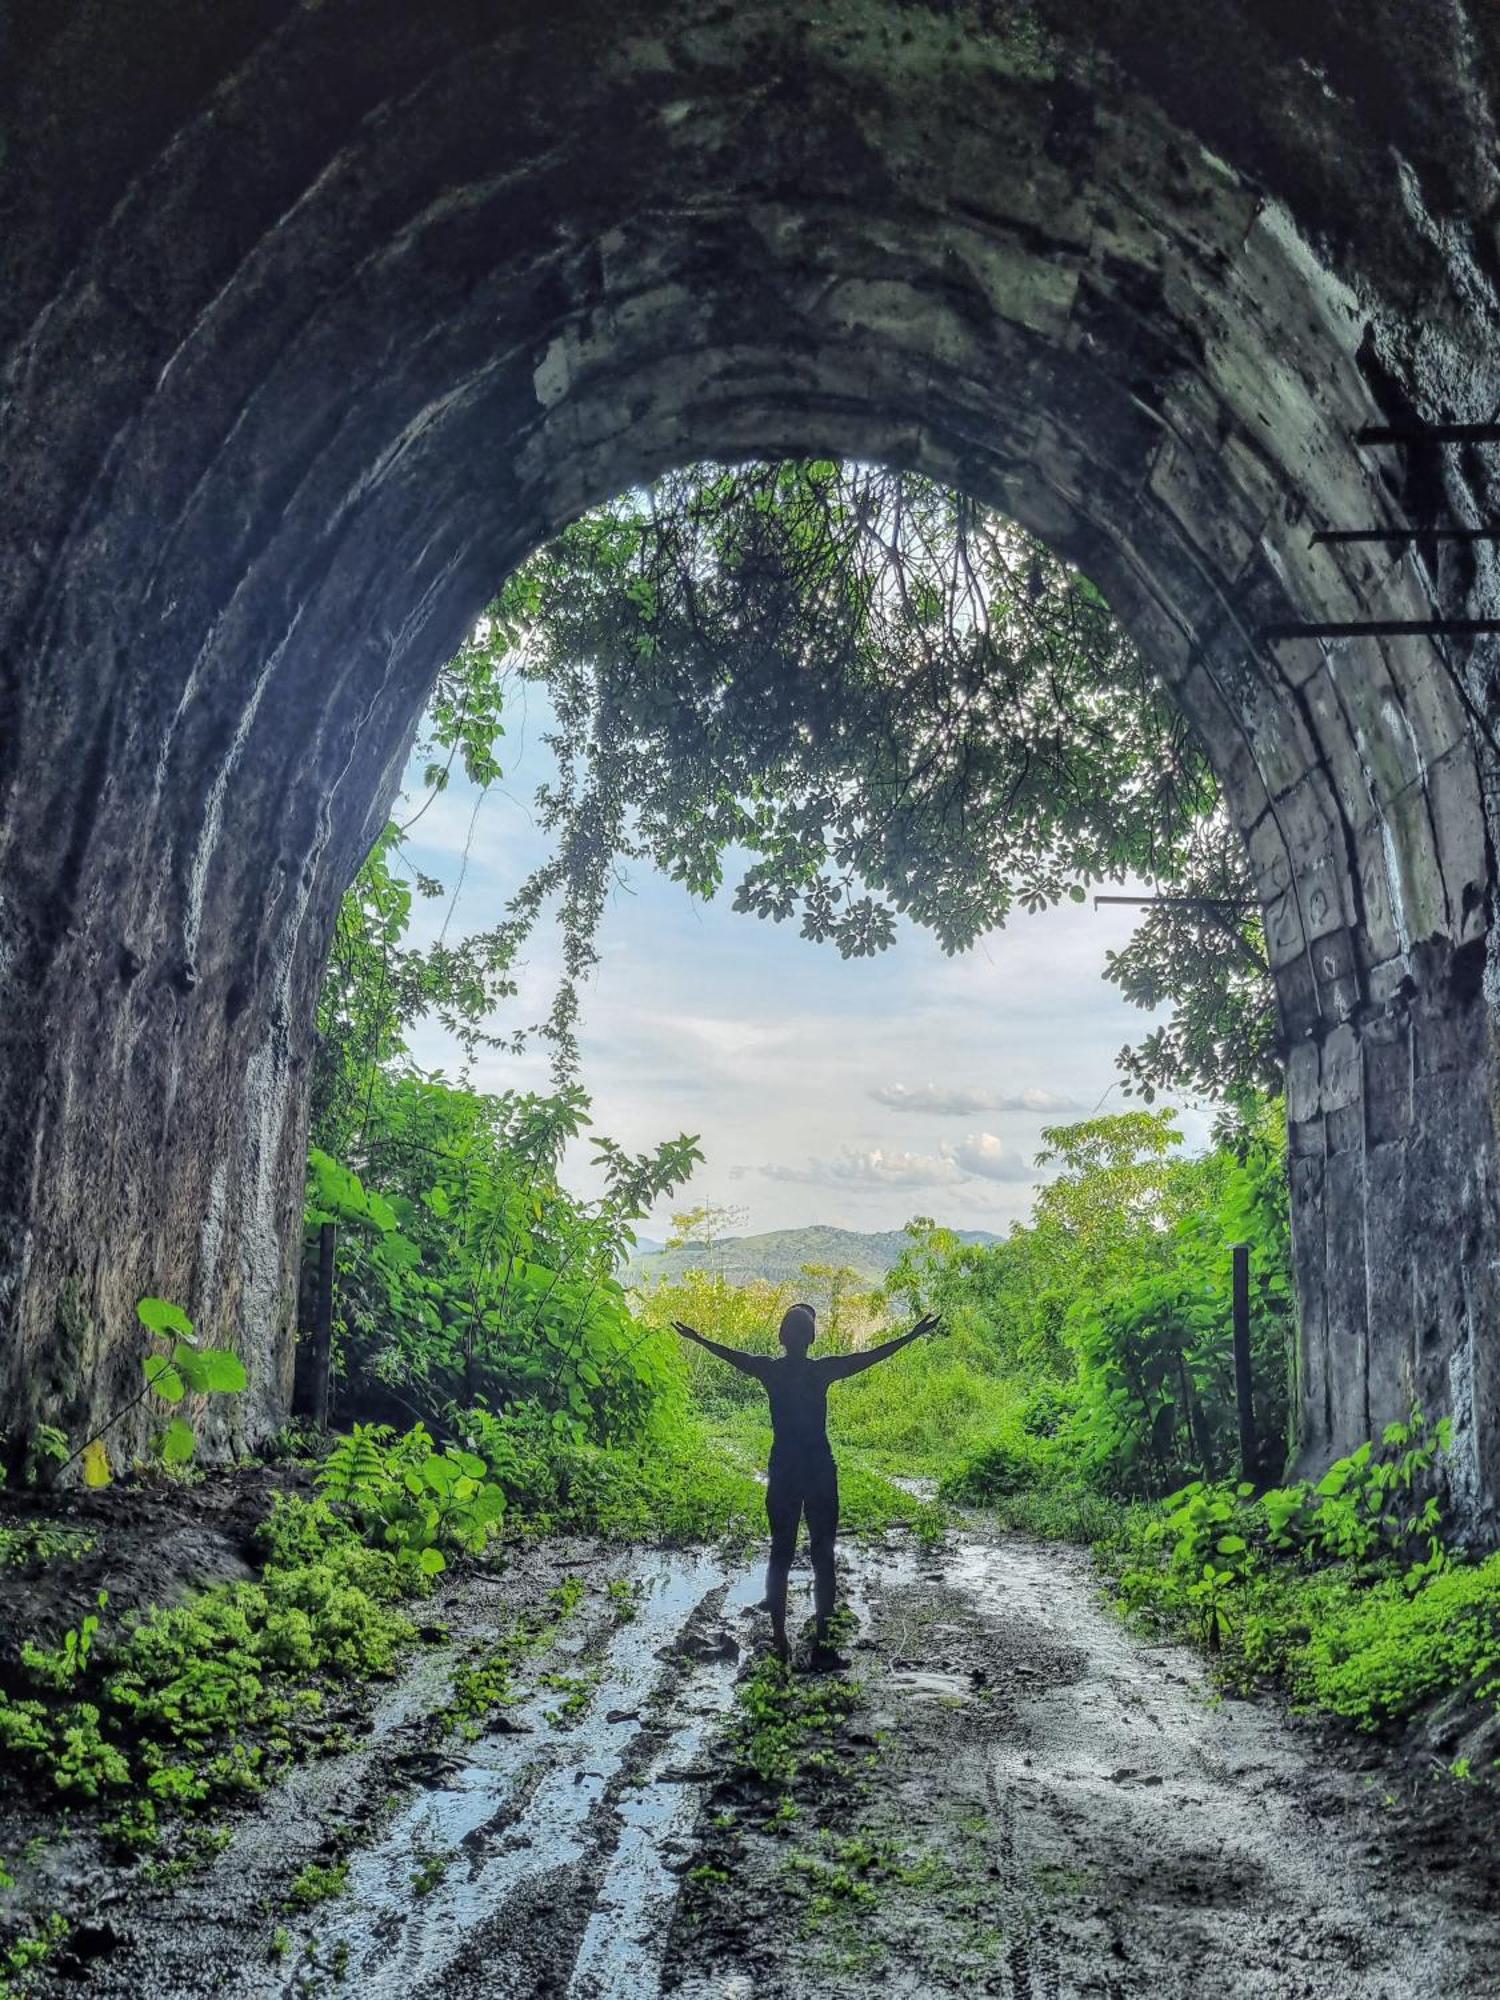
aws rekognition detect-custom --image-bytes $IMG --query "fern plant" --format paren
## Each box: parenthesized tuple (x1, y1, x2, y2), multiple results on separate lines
(316, 1423, 506, 1573)
(316, 1423, 397, 1511)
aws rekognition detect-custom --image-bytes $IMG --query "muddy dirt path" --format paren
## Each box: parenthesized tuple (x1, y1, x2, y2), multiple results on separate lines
(55, 1524, 1500, 1999)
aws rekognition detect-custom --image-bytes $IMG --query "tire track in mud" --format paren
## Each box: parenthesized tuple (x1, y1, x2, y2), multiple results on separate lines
(667, 1533, 1500, 2000)
(45, 1527, 1500, 1999)
(256, 1550, 768, 1998)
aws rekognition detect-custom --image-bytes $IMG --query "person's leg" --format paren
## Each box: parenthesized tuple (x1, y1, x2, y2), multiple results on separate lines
(764, 1469, 800, 1661)
(806, 1457, 840, 1652)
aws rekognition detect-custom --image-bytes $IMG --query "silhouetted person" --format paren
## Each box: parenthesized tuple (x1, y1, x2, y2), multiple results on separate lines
(674, 1303, 943, 1666)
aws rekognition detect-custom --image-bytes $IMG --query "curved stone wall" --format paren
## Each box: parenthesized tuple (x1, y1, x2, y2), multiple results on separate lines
(1, 1, 1497, 1519)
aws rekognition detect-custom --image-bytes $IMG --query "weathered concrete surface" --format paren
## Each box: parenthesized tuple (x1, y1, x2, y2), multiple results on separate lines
(1, 3, 1499, 1515)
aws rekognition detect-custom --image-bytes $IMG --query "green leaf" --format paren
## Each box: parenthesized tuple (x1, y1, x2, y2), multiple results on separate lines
(416, 1546, 446, 1575)
(172, 1345, 247, 1395)
(160, 1418, 197, 1466)
(143, 1354, 185, 1404)
(137, 1297, 194, 1340)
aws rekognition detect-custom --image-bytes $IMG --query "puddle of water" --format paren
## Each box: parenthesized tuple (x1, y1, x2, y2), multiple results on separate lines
(263, 1551, 758, 1998)
(566, 1564, 764, 2000)
(888, 1474, 939, 1504)
(886, 1668, 973, 1702)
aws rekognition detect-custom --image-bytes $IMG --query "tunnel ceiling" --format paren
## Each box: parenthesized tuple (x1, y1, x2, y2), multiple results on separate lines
(2, 1, 1499, 1510)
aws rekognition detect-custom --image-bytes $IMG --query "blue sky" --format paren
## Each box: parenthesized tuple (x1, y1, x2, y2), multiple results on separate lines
(400, 680, 1211, 1239)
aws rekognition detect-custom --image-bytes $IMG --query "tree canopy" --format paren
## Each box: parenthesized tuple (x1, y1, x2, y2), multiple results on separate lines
(324, 459, 1277, 1109)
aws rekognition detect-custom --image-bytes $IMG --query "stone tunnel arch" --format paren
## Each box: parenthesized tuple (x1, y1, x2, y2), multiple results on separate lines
(2, 2, 1499, 1527)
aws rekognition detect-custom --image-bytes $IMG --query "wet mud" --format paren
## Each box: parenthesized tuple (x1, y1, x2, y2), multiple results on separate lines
(15, 1523, 1500, 1998)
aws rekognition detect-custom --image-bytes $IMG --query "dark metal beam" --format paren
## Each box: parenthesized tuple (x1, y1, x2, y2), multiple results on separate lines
(1263, 618, 1500, 641)
(1092, 895, 1255, 909)
(1357, 422, 1500, 445)
(1311, 525, 1500, 547)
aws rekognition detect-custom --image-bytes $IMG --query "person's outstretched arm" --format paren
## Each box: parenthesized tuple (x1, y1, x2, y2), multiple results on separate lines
(673, 1321, 771, 1379)
(819, 1314, 944, 1380)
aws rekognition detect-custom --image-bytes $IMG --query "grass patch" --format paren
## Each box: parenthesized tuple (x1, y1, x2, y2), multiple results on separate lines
(724, 1658, 863, 1791)
(441, 1575, 586, 1738)
(1095, 1430, 1500, 1757)
(282, 1859, 349, 1913)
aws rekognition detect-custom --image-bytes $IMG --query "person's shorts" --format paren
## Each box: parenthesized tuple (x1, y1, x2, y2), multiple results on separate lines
(765, 1450, 839, 1543)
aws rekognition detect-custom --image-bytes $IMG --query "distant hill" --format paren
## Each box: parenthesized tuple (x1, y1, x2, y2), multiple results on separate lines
(623, 1223, 1001, 1296)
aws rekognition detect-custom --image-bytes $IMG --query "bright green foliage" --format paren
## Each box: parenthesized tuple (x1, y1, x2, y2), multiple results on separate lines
(55, 1298, 246, 1480)
(0, 1698, 128, 1798)
(283, 1860, 350, 1912)
(19, 1593, 106, 1690)
(0, 1499, 414, 1815)
(0, 1522, 96, 1568)
(727, 1660, 861, 1790)
(463, 1401, 769, 1542)
(1106, 1414, 1500, 1730)
(137, 1298, 246, 1422)
(308, 1072, 698, 1437)
(1281, 1558, 1500, 1726)
(901, 1105, 1295, 1499)
(316, 1422, 507, 1573)
(0, 1913, 68, 1999)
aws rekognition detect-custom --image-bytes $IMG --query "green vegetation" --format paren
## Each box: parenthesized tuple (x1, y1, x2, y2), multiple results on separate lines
(725, 1659, 864, 1792)
(282, 1860, 350, 1913)
(1104, 1411, 1500, 1734)
(58, 1299, 248, 1487)
(442, 1577, 586, 1738)
(0, 1499, 414, 1822)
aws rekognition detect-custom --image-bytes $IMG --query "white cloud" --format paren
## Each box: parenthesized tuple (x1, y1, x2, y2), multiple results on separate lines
(763, 1147, 969, 1190)
(871, 1083, 1081, 1116)
(945, 1132, 1036, 1183)
(760, 1134, 1038, 1191)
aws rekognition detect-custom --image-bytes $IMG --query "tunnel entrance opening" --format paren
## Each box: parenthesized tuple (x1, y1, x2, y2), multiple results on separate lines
(3, 2, 1499, 1533)
(299, 452, 1291, 1536)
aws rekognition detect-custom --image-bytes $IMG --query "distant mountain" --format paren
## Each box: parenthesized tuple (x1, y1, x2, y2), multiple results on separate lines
(623, 1223, 1001, 1295)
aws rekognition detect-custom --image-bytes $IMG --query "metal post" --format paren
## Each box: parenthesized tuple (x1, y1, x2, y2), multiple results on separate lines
(311, 1220, 337, 1430)
(1231, 1242, 1256, 1481)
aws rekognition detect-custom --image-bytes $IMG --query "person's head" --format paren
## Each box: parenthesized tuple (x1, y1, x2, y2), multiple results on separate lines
(778, 1303, 817, 1355)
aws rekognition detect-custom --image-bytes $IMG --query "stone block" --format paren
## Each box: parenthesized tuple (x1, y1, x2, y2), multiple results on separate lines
(1362, 1016, 1414, 1146)
(1380, 781, 1449, 945)
(1425, 744, 1489, 946)
(1147, 436, 1257, 577)
(1285, 1038, 1321, 1124)
(1351, 814, 1407, 967)
(1309, 924, 1362, 1023)
(1320, 1021, 1361, 1113)
(1263, 889, 1307, 973)
(1272, 955, 1318, 1038)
